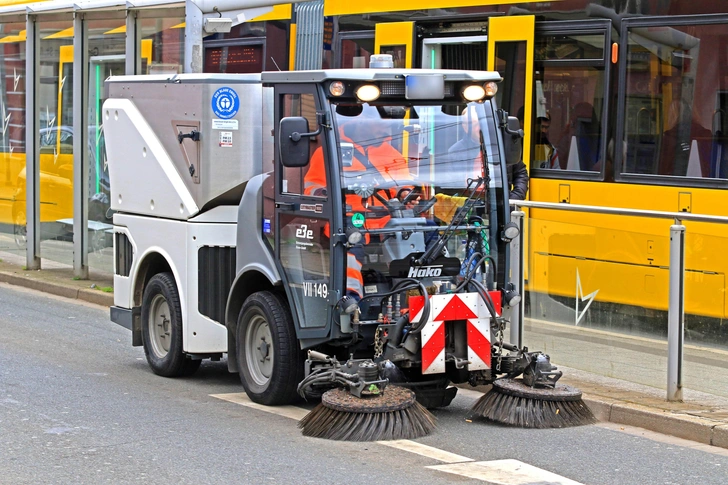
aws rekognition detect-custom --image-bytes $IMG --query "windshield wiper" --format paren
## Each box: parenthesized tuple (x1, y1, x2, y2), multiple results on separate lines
(414, 126, 491, 266)
(412, 175, 485, 266)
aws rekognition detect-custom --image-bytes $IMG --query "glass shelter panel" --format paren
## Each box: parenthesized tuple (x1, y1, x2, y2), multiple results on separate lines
(340, 36, 374, 68)
(87, 19, 126, 273)
(623, 21, 728, 179)
(140, 17, 185, 75)
(524, 214, 670, 390)
(0, 21, 26, 256)
(683, 229, 728, 398)
(36, 20, 75, 266)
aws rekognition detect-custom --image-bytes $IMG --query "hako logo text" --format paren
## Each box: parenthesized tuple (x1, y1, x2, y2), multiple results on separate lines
(296, 224, 314, 240)
(408, 265, 443, 278)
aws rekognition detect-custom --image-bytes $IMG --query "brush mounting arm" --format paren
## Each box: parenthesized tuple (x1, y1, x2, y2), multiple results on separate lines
(522, 353, 562, 388)
(298, 354, 390, 399)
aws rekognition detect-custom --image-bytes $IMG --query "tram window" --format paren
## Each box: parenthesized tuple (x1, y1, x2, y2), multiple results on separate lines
(622, 22, 728, 180)
(531, 65, 605, 172)
(535, 33, 604, 61)
(340, 36, 374, 68)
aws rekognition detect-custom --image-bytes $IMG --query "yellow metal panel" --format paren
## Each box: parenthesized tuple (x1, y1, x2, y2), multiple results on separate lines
(141, 38, 153, 65)
(0, 0, 48, 5)
(487, 15, 535, 188)
(289, 23, 297, 71)
(0, 29, 26, 43)
(44, 27, 74, 40)
(104, 25, 126, 35)
(250, 4, 292, 21)
(528, 177, 728, 318)
(374, 22, 413, 68)
(325, 0, 553, 16)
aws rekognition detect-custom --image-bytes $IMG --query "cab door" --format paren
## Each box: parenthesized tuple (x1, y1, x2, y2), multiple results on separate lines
(274, 85, 334, 338)
(487, 15, 536, 173)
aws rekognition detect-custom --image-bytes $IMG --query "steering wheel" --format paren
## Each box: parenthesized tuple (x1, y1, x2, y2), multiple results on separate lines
(412, 196, 437, 216)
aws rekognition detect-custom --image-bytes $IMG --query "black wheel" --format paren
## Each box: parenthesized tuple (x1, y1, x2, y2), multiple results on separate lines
(236, 291, 303, 405)
(141, 272, 201, 377)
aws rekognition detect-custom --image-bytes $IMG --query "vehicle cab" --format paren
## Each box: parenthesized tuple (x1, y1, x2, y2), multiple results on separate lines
(263, 61, 523, 351)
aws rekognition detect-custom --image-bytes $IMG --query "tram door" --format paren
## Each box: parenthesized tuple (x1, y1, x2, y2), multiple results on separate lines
(383, 16, 536, 171)
(487, 16, 535, 172)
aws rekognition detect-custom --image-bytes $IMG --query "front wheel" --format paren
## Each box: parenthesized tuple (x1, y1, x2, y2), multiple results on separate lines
(141, 272, 201, 377)
(236, 291, 303, 405)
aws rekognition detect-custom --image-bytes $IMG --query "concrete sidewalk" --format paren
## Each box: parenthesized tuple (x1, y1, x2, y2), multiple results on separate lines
(1, 255, 727, 450)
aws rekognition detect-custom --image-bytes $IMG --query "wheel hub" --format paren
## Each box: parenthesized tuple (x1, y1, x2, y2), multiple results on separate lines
(258, 338, 269, 362)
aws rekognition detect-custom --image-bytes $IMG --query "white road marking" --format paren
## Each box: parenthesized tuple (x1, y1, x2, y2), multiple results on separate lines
(210, 392, 309, 420)
(376, 440, 473, 463)
(210, 392, 581, 484)
(428, 459, 584, 485)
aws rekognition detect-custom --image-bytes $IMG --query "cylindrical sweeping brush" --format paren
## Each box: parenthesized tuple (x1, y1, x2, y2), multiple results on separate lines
(470, 378, 596, 428)
(298, 385, 437, 441)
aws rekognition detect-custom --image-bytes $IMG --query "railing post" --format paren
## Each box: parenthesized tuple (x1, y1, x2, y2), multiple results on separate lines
(667, 223, 685, 401)
(509, 210, 525, 348)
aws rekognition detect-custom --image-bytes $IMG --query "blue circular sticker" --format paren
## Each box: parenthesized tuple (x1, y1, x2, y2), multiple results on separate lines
(211, 87, 240, 119)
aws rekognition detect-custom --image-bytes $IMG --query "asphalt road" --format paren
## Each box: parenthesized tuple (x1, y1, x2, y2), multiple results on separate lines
(1, 282, 727, 485)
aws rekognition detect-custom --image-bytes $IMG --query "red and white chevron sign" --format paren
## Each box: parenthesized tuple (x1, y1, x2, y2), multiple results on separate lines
(408, 292, 499, 375)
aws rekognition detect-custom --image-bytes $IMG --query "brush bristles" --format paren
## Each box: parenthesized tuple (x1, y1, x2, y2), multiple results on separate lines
(298, 400, 437, 441)
(471, 389, 597, 429)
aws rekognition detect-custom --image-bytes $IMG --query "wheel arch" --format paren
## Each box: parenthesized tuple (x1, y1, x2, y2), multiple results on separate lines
(132, 249, 176, 309)
(224, 265, 283, 373)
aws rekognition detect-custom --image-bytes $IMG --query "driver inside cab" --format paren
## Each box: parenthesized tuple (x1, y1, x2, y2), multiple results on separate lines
(304, 105, 414, 300)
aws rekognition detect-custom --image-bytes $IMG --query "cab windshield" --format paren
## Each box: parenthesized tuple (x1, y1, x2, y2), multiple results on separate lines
(330, 100, 506, 314)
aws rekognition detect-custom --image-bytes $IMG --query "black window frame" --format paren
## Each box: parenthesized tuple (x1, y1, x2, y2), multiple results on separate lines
(334, 29, 375, 69)
(530, 19, 612, 183)
(616, 13, 728, 188)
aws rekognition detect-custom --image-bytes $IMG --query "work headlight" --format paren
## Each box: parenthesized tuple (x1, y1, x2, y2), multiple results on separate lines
(329, 81, 345, 97)
(356, 84, 381, 102)
(462, 84, 487, 102)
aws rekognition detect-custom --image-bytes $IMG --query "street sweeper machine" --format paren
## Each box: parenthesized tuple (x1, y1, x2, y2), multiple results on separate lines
(106, 57, 595, 440)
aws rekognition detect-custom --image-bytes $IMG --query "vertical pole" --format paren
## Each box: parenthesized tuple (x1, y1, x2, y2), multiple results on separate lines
(184, 0, 204, 73)
(25, 14, 40, 270)
(510, 210, 525, 348)
(125, 10, 139, 75)
(73, 13, 89, 279)
(667, 223, 685, 401)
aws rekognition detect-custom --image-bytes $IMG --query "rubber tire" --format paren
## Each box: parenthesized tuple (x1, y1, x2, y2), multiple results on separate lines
(141, 272, 201, 377)
(236, 291, 303, 405)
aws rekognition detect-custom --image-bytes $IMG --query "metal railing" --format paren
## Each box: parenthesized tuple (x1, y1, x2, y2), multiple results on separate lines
(507, 200, 728, 401)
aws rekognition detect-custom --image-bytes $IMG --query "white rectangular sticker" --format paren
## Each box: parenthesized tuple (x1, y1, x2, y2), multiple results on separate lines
(212, 119, 239, 130)
(219, 131, 233, 148)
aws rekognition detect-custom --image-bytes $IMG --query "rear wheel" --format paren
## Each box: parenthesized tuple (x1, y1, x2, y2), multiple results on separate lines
(141, 272, 201, 377)
(236, 291, 303, 405)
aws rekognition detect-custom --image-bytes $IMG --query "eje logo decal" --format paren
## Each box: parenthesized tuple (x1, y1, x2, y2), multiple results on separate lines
(296, 224, 314, 240)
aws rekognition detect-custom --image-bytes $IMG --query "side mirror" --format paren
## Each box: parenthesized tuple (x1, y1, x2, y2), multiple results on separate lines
(279, 116, 312, 168)
(504, 115, 524, 166)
